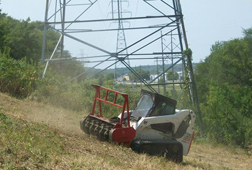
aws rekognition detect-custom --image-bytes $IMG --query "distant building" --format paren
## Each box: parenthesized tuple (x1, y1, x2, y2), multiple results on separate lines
(124, 75, 130, 81)
(116, 74, 130, 81)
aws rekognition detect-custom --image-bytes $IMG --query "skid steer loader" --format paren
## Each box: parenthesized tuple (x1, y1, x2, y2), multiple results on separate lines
(80, 85, 195, 162)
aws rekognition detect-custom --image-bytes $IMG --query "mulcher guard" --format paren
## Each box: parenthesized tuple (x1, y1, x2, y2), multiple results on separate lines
(80, 85, 136, 147)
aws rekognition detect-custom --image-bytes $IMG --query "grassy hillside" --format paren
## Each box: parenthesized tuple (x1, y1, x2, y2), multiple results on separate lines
(0, 93, 251, 170)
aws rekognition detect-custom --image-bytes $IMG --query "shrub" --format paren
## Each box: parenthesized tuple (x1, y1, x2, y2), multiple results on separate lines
(0, 52, 39, 98)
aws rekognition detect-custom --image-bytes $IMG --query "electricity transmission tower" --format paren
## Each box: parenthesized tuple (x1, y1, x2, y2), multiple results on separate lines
(41, 0, 203, 132)
(111, 0, 131, 82)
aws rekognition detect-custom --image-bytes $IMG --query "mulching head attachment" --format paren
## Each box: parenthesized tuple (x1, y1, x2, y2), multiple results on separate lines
(80, 85, 136, 146)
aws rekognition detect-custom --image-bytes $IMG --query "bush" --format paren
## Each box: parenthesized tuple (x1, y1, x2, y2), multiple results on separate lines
(202, 85, 252, 148)
(0, 52, 39, 98)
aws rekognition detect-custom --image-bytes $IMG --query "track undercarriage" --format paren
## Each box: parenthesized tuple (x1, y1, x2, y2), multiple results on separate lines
(131, 140, 183, 162)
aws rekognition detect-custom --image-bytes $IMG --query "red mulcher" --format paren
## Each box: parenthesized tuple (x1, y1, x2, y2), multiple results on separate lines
(80, 85, 135, 146)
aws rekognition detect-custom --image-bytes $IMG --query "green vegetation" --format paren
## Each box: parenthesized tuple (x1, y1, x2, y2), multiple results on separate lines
(0, 109, 68, 169)
(129, 68, 150, 81)
(0, 12, 87, 109)
(195, 28, 252, 148)
(0, 9, 252, 160)
(167, 70, 179, 80)
(0, 53, 38, 98)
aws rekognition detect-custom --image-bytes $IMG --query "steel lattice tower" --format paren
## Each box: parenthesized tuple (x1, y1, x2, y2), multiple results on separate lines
(111, 0, 131, 81)
(41, 0, 203, 132)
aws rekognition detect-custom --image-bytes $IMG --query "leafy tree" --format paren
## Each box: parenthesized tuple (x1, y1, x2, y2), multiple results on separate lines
(195, 28, 252, 147)
(129, 68, 150, 81)
(105, 72, 115, 80)
(166, 70, 179, 80)
(104, 72, 120, 81)
(0, 13, 61, 63)
(0, 17, 39, 61)
(0, 13, 86, 98)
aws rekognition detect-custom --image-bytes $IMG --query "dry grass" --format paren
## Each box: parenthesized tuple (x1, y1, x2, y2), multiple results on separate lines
(0, 93, 251, 170)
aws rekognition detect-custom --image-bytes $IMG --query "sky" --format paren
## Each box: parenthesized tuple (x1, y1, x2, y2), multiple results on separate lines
(1, 0, 252, 67)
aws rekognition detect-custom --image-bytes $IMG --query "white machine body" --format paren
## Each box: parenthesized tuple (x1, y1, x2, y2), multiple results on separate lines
(118, 90, 196, 156)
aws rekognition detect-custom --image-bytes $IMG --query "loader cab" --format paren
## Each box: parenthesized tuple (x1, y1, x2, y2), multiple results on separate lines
(131, 90, 177, 120)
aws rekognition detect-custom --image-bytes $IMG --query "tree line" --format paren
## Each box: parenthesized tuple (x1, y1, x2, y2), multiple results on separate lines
(0, 12, 86, 98)
(195, 28, 252, 148)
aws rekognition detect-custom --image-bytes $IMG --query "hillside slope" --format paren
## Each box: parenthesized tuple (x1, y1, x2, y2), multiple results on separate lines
(0, 93, 251, 170)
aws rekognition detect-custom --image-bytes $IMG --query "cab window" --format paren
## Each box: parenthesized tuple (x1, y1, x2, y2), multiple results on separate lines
(151, 101, 175, 116)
